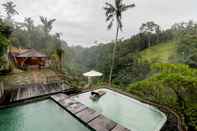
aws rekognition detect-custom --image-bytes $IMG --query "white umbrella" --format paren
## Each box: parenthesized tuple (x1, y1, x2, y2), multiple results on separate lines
(83, 70, 103, 77)
(83, 70, 103, 86)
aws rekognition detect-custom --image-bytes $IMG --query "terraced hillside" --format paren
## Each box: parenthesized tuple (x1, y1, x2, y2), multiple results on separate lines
(140, 41, 178, 63)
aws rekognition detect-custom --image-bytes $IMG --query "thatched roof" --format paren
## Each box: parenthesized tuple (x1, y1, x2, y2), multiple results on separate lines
(16, 49, 47, 58)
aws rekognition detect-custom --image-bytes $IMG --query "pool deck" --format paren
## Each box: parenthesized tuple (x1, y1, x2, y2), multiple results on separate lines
(51, 93, 130, 131)
(0, 82, 74, 104)
(14, 83, 72, 101)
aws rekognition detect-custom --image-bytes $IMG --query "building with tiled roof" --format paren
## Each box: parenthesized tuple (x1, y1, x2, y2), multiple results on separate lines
(9, 47, 49, 69)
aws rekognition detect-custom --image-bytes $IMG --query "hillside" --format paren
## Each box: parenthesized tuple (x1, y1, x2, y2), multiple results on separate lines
(140, 41, 177, 63)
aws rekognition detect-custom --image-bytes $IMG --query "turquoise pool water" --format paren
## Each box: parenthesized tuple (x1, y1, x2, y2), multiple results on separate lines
(0, 100, 91, 131)
(73, 89, 167, 131)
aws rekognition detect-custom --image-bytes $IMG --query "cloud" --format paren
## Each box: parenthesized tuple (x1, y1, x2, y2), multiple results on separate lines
(1, 0, 197, 47)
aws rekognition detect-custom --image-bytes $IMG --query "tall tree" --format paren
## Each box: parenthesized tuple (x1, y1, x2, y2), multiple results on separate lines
(2, 1, 18, 20)
(23, 17, 34, 47)
(0, 20, 12, 72)
(140, 21, 160, 47)
(24, 17, 34, 31)
(104, 0, 135, 85)
(39, 16, 56, 51)
(39, 16, 56, 34)
(55, 32, 64, 71)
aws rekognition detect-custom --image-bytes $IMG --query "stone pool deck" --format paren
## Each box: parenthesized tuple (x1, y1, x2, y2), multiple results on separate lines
(51, 93, 130, 131)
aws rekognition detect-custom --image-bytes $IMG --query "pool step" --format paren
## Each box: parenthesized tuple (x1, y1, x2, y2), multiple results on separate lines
(51, 93, 130, 131)
(88, 115, 116, 131)
(76, 108, 100, 123)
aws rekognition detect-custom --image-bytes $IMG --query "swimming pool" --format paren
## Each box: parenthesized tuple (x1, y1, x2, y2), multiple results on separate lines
(0, 100, 91, 131)
(73, 89, 167, 131)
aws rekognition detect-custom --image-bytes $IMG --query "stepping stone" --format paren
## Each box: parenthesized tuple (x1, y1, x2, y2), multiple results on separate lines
(67, 102, 87, 114)
(76, 108, 100, 123)
(111, 125, 130, 131)
(59, 98, 77, 107)
(51, 94, 69, 102)
(88, 115, 117, 131)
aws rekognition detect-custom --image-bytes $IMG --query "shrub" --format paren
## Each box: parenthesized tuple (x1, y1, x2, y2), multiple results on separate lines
(128, 64, 197, 130)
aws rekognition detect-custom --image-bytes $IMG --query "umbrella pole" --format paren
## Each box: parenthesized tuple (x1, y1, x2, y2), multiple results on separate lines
(88, 77, 92, 88)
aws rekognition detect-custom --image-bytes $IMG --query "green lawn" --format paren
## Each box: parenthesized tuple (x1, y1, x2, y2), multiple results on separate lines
(140, 41, 177, 63)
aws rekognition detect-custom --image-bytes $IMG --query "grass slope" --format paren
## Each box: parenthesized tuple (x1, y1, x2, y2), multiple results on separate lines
(140, 41, 177, 63)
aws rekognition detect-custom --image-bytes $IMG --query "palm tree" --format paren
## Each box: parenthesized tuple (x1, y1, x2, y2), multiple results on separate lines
(104, 0, 135, 85)
(2, 1, 19, 20)
(55, 32, 62, 40)
(40, 16, 56, 34)
(40, 16, 56, 51)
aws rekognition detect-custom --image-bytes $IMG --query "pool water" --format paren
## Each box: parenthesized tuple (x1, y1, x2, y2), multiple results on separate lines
(0, 100, 91, 131)
(73, 89, 167, 131)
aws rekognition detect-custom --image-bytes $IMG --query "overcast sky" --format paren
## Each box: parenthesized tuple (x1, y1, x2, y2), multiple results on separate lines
(1, 0, 197, 47)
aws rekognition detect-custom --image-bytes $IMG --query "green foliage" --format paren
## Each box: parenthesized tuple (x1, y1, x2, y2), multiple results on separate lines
(128, 74, 178, 106)
(151, 63, 197, 75)
(185, 104, 197, 130)
(128, 64, 197, 130)
(177, 33, 197, 66)
(73, 27, 174, 85)
(0, 19, 12, 72)
(39, 16, 56, 34)
(140, 41, 177, 63)
(0, 19, 12, 38)
(0, 33, 9, 56)
(104, 0, 135, 84)
(140, 21, 160, 33)
(113, 56, 151, 85)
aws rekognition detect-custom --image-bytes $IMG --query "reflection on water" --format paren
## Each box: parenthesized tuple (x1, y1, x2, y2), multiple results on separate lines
(0, 100, 91, 131)
(73, 89, 167, 131)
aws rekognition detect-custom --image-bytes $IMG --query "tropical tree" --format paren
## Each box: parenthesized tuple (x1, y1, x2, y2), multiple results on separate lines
(104, 0, 135, 85)
(140, 21, 160, 47)
(2, 1, 19, 20)
(39, 16, 56, 34)
(39, 16, 56, 52)
(23, 17, 34, 47)
(55, 32, 64, 71)
(0, 20, 12, 72)
(24, 17, 34, 31)
(56, 48, 64, 71)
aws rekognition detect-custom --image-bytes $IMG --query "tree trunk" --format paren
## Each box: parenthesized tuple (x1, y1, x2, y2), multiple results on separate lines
(148, 35, 151, 48)
(109, 25, 119, 86)
(60, 52, 64, 72)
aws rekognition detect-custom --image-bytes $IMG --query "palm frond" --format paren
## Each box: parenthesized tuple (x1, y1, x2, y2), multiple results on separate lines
(121, 3, 135, 12)
(106, 14, 114, 22)
(115, 0, 123, 9)
(105, 2, 115, 11)
(39, 16, 46, 24)
(104, 2, 116, 17)
(49, 19, 56, 25)
(2, 1, 19, 15)
(107, 19, 114, 30)
(104, 0, 135, 31)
